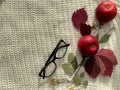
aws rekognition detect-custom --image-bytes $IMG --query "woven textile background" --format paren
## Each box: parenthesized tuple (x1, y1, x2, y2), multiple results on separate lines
(0, 0, 120, 90)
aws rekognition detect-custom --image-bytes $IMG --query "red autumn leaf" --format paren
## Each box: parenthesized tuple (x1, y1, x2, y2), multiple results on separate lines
(84, 57, 100, 79)
(100, 56, 113, 76)
(84, 49, 117, 79)
(95, 49, 118, 77)
(72, 8, 88, 30)
(95, 56, 106, 74)
(96, 49, 118, 65)
(80, 23, 91, 36)
(96, 55, 113, 76)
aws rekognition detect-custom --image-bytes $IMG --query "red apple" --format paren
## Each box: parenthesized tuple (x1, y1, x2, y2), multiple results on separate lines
(78, 35, 99, 56)
(95, 1, 117, 23)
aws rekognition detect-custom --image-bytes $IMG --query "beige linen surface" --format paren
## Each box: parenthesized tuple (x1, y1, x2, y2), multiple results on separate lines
(0, 0, 120, 90)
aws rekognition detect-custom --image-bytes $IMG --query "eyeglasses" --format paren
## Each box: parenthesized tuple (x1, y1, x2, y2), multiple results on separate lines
(39, 39, 70, 79)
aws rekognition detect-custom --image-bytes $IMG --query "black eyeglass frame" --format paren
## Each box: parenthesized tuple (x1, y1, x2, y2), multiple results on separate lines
(39, 39, 70, 79)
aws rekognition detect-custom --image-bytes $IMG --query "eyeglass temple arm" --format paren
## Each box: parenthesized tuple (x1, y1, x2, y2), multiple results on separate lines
(45, 39, 64, 65)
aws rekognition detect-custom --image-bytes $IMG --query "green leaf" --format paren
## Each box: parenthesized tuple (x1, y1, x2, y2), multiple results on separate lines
(99, 34, 111, 43)
(83, 80, 88, 88)
(72, 75, 81, 86)
(80, 72, 85, 78)
(95, 33, 99, 40)
(68, 53, 75, 63)
(71, 57, 78, 70)
(62, 63, 74, 75)
(68, 53, 78, 70)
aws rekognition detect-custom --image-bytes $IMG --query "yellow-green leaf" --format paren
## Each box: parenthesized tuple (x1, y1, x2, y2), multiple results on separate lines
(99, 34, 111, 43)
(80, 72, 85, 78)
(83, 80, 88, 88)
(62, 63, 74, 75)
(68, 53, 75, 63)
(71, 57, 78, 70)
(72, 75, 81, 86)
(68, 53, 78, 70)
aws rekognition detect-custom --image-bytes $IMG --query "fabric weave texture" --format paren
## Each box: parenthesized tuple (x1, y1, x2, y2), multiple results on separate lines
(0, 0, 120, 90)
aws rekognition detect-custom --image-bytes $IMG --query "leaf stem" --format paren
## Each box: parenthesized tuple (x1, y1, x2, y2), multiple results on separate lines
(106, 25, 115, 34)
(68, 57, 89, 82)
